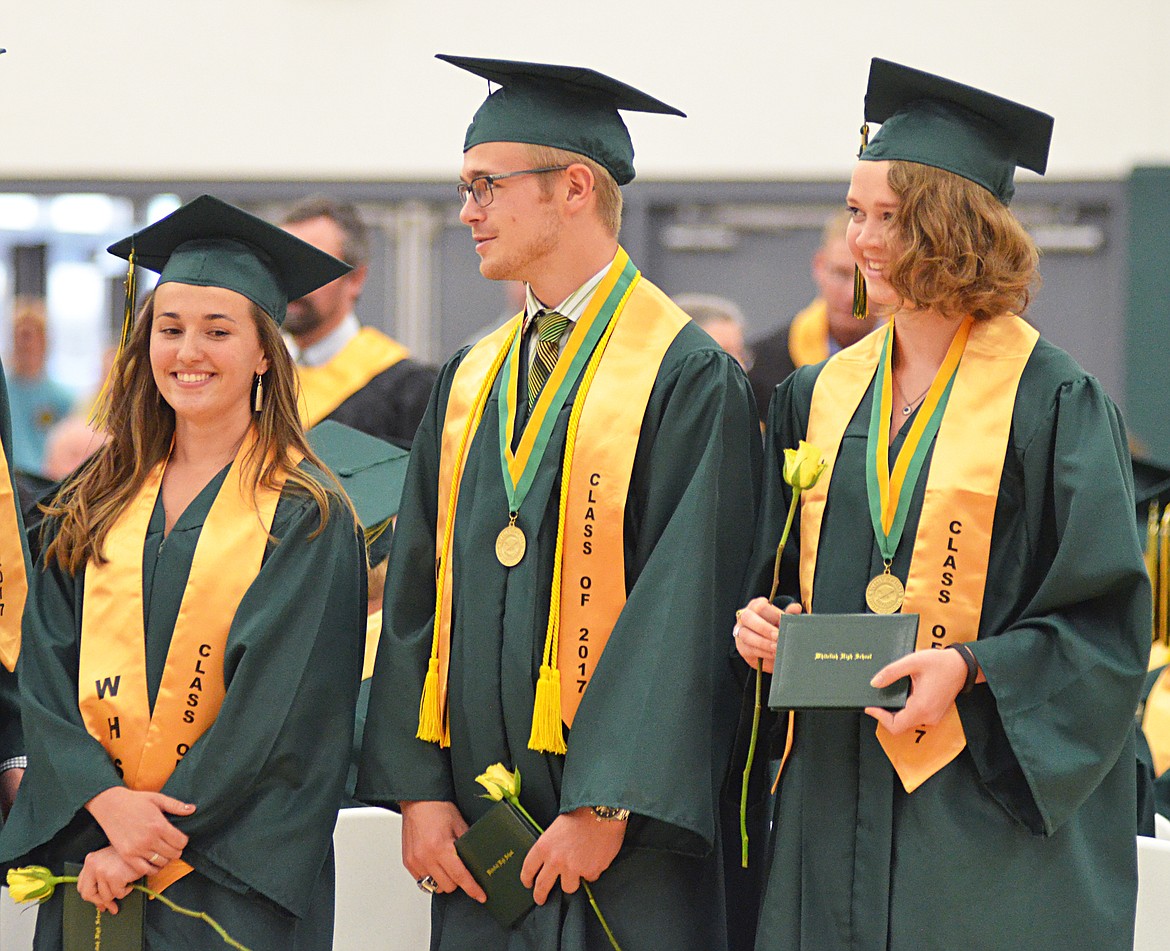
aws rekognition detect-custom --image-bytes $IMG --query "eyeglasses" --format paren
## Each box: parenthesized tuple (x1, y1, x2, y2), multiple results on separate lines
(457, 165, 570, 207)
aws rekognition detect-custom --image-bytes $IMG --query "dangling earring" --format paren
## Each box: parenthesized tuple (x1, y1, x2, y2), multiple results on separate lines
(253, 373, 264, 413)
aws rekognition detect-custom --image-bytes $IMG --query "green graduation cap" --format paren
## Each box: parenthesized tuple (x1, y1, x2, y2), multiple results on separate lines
(860, 58, 1054, 205)
(437, 54, 685, 186)
(1135, 457, 1170, 521)
(307, 420, 410, 566)
(107, 195, 351, 326)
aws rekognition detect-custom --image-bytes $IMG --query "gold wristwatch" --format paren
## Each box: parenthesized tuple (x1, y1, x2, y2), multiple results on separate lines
(590, 805, 630, 822)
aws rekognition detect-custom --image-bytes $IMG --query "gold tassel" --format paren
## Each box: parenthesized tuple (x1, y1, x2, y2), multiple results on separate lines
(416, 657, 444, 744)
(90, 245, 138, 428)
(852, 264, 868, 320)
(851, 124, 871, 321)
(253, 373, 264, 413)
(1159, 504, 1169, 647)
(528, 663, 567, 754)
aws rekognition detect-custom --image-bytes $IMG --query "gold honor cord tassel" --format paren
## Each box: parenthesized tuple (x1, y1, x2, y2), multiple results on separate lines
(1148, 502, 1160, 644)
(1155, 505, 1165, 645)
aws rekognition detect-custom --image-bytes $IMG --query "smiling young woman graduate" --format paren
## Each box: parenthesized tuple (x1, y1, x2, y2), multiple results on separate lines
(0, 196, 367, 950)
(733, 60, 1151, 951)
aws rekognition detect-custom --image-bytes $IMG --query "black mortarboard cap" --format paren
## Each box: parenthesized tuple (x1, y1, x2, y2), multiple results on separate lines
(107, 195, 351, 326)
(308, 420, 410, 566)
(437, 54, 684, 186)
(860, 58, 1053, 205)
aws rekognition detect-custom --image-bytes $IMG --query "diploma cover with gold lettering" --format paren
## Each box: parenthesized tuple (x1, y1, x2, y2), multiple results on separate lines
(62, 862, 144, 951)
(768, 613, 917, 710)
(454, 801, 540, 928)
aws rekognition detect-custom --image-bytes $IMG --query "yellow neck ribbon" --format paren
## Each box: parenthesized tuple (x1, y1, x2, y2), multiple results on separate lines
(773, 314, 1037, 793)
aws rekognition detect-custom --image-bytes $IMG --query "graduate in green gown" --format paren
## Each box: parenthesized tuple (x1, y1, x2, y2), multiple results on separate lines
(0, 47, 35, 823)
(0, 196, 366, 950)
(357, 57, 760, 951)
(734, 60, 1151, 951)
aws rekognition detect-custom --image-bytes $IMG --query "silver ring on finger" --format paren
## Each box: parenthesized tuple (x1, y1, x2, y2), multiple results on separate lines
(417, 874, 439, 894)
(732, 624, 741, 639)
(148, 852, 162, 866)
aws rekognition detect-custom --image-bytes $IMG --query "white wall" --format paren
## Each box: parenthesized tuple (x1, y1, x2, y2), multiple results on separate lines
(2, 1, 1167, 182)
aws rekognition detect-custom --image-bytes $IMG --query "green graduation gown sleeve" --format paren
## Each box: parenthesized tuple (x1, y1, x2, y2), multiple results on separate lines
(0, 465, 365, 949)
(358, 319, 762, 951)
(746, 338, 1150, 951)
(0, 356, 34, 769)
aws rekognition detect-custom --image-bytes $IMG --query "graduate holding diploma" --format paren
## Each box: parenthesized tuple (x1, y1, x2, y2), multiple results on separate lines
(357, 55, 760, 951)
(734, 59, 1151, 951)
(0, 196, 366, 950)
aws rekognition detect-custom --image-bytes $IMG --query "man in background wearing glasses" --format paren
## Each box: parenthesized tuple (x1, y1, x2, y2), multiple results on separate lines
(359, 55, 760, 950)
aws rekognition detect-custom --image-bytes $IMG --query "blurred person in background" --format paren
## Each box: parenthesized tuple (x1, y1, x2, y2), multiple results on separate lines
(746, 210, 880, 417)
(7, 299, 74, 476)
(279, 196, 437, 449)
(674, 292, 753, 371)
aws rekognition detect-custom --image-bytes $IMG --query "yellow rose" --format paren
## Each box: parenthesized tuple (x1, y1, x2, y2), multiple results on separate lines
(7, 866, 59, 904)
(474, 763, 521, 802)
(782, 441, 827, 492)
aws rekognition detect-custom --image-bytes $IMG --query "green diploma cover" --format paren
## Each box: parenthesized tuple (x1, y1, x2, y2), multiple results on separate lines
(768, 613, 918, 710)
(62, 863, 144, 951)
(455, 800, 540, 929)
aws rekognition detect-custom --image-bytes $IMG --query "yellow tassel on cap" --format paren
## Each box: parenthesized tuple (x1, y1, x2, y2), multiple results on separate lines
(852, 122, 871, 322)
(90, 245, 137, 429)
(416, 657, 446, 745)
(528, 664, 567, 754)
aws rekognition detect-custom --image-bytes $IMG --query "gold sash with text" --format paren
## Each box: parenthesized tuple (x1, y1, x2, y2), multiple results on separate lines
(79, 435, 290, 891)
(0, 435, 27, 671)
(432, 277, 686, 739)
(1143, 666, 1170, 777)
(297, 327, 409, 427)
(791, 314, 1038, 792)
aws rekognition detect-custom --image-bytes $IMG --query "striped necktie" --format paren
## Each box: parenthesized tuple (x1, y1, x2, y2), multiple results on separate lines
(528, 309, 569, 409)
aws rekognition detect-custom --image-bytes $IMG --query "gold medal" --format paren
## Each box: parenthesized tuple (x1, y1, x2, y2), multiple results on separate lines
(496, 515, 526, 567)
(865, 571, 905, 614)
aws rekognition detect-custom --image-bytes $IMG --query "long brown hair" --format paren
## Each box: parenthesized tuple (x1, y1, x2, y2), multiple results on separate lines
(884, 161, 1039, 320)
(44, 290, 348, 572)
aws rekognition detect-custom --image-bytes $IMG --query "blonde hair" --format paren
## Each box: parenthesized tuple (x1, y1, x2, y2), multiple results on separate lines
(884, 161, 1039, 320)
(44, 291, 349, 572)
(526, 144, 623, 237)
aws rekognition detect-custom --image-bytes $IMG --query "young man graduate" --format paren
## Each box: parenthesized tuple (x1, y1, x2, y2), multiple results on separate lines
(357, 55, 761, 950)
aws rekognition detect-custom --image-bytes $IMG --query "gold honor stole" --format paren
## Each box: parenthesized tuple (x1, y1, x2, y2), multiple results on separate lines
(0, 436, 27, 671)
(297, 327, 410, 427)
(363, 608, 383, 681)
(424, 251, 686, 746)
(78, 435, 290, 892)
(792, 314, 1038, 792)
(787, 300, 831, 369)
(1143, 667, 1170, 777)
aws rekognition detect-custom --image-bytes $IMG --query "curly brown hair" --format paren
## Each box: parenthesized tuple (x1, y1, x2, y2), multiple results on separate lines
(43, 290, 349, 573)
(882, 161, 1039, 320)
